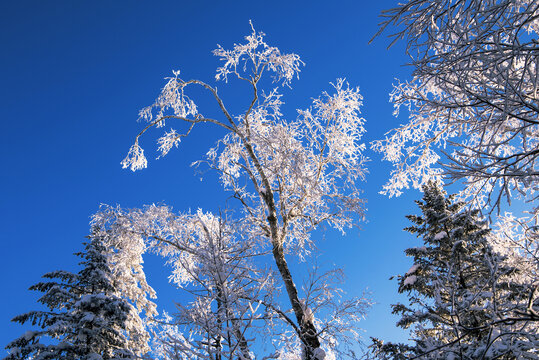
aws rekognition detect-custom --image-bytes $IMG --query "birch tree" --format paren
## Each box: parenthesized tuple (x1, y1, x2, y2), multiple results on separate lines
(372, 0, 539, 211)
(119, 24, 368, 359)
(150, 211, 270, 360)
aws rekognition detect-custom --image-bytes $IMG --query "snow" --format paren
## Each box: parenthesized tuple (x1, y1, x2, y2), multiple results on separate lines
(406, 264, 420, 275)
(403, 275, 417, 286)
(85, 353, 104, 360)
(434, 231, 447, 240)
(313, 348, 326, 359)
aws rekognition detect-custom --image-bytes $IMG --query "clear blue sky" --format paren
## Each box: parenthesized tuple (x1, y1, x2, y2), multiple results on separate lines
(0, 0, 425, 353)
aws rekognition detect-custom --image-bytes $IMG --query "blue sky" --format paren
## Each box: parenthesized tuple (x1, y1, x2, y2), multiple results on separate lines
(0, 0, 426, 353)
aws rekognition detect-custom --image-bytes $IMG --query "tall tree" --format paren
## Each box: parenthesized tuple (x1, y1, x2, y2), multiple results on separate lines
(372, 0, 539, 211)
(370, 182, 539, 359)
(119, 23, 368, 359)
(4, 228, 142, 360)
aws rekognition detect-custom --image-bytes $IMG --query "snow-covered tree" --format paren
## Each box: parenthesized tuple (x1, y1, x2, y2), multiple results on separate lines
(490, 211, 539, 321)
(370, 182, 539, 359)
(91, 216, 158, 357)
(372, 0, 539, 210)
(93, 205, 368, 360)
(4, 228, 142, 360)
(119, 23, 368, 359)
(126, 207, 274, 360)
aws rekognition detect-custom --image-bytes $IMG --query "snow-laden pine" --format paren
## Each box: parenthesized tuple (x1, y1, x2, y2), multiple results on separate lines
(4, 228, 146, 360)
(370, 182, 539, 359)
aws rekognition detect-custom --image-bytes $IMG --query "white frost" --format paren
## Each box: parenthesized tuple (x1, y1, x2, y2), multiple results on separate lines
(313, 348, 326, 360)
(403, 275, 417, 286)
(434, 231, 447, 240)
(406, 264, 420, 275)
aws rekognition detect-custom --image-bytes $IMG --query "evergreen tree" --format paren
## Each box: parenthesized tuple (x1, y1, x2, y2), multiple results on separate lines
(370, 182, 538, 359)
(4, 228, 138, 360)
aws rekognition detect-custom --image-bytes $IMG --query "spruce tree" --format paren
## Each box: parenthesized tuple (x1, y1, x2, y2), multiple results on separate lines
(4, 228, 137, 360)
(370, 182, 538, 359)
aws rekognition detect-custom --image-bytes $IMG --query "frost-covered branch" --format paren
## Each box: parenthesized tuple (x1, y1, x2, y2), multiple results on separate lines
(373, 0, 539, 211)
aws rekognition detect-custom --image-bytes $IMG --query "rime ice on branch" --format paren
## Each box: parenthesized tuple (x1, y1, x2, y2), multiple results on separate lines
(372, 0, 539, 210)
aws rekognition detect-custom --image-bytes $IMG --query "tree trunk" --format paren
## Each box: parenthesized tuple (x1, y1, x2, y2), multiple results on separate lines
(271, 236, 320, 358)
(243, 138, 322, 358)
(234, 326, 251, 360)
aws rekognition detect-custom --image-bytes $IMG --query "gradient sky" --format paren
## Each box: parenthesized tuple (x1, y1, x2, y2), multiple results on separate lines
(0, 0, 427, 354)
